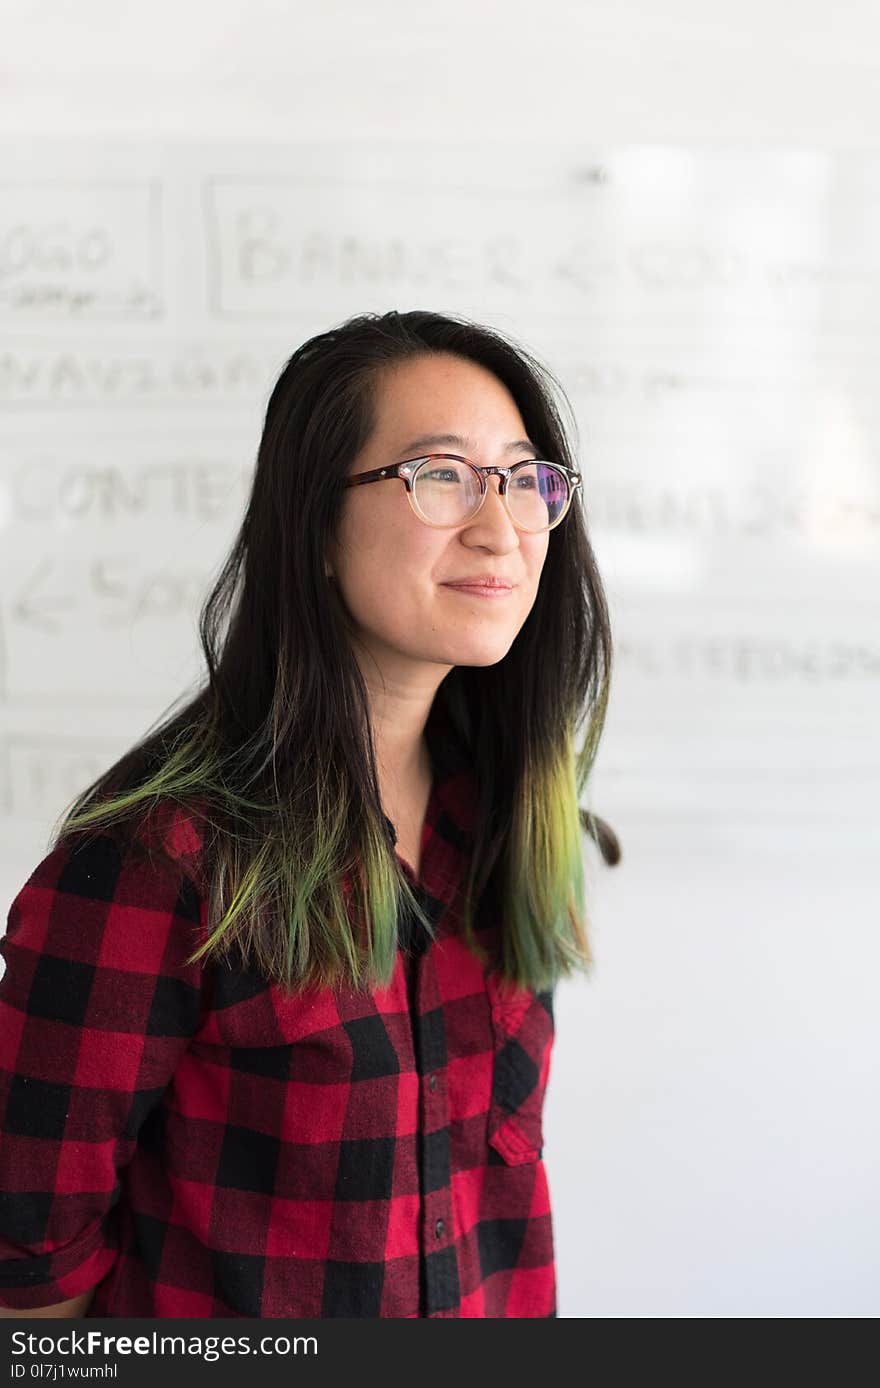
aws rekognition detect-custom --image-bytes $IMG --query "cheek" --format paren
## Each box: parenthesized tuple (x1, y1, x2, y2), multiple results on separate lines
(335, 549, 423, 631)
(521, 539, 548, 581)
(346, 497, 430, 559)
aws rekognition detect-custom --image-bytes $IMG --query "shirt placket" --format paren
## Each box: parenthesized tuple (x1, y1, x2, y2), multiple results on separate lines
(403, 919, 461, 1318)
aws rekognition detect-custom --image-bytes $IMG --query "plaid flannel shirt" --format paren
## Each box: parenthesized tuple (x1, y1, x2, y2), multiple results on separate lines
(0, 738, 557, 1318)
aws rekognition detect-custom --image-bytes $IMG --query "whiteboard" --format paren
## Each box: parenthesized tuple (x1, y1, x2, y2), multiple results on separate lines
(1, 139, 877, 1317)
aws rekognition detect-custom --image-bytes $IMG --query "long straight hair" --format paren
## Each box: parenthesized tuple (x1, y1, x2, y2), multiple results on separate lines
(50, 309, 618, 996)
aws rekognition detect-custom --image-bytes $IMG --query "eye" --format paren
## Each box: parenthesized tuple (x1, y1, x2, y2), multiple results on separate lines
(423, 467, 462, 483)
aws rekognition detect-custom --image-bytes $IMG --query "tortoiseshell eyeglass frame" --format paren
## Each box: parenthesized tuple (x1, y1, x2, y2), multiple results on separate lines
(342, 454, 583, 532)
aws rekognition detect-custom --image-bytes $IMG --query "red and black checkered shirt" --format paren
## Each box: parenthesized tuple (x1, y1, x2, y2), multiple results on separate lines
(0, 747, 557, 1317)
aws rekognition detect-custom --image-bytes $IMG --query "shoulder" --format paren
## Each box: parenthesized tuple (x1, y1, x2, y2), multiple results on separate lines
(3, 801, 210, 982)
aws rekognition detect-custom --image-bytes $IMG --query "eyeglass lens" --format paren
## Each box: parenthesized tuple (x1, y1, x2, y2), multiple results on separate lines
(413, 459, 569, 531)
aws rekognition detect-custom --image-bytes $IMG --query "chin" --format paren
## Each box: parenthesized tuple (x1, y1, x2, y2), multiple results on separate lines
(441, 638, 516, 667)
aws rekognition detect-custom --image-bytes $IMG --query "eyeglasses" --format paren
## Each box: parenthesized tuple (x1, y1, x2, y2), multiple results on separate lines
(343, 454, 582, 533)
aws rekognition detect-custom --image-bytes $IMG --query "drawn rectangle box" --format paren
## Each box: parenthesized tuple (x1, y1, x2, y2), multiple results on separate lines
(0, 180, 164, 321)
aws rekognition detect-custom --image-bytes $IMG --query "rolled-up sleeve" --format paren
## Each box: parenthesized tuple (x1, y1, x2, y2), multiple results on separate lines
(0, 826, 207, 1309)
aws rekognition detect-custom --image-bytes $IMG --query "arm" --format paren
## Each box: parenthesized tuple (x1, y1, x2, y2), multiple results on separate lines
(0, 821, 206, 1312)
(0, 1287, 96, 1318)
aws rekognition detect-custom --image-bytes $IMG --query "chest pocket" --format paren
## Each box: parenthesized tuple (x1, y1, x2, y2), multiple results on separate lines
(485, 971, 555, 1165)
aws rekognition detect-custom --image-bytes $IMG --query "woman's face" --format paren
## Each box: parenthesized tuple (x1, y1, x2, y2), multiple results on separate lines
(326, 352, 551, 679)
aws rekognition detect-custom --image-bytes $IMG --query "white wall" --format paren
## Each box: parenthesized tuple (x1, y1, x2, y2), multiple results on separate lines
(1, 1, 878, 1318)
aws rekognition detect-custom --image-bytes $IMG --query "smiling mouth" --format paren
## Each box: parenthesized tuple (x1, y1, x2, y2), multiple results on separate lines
(441, 582, 515, 599)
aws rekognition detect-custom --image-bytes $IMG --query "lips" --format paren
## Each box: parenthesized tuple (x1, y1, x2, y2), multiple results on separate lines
(442, 581, 515, 599)
(443, 580, 514, 590)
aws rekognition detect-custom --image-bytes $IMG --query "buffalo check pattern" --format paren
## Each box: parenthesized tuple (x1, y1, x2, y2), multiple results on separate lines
(0, 735, 557, 1318)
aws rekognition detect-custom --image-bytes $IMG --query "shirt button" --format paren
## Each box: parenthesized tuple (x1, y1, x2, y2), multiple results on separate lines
(428, 1073, 437, 1092)
(434, 1218, 445, 1239)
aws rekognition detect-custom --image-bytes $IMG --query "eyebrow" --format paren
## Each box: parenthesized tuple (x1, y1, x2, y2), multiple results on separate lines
(394, 433, 538, 458)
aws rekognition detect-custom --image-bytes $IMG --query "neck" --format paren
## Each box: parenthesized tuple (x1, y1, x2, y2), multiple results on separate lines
(376, 730, 432, 796)
(347, 635, 447, 795)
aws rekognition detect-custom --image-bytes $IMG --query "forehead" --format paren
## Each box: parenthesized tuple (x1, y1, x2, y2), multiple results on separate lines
(373, 354, 532, 452)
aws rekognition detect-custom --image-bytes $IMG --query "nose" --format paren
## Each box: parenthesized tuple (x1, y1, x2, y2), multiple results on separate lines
(471, 471, 518, 533)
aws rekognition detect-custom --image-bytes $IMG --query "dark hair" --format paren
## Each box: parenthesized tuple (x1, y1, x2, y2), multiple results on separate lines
(51, 309, 620, 995)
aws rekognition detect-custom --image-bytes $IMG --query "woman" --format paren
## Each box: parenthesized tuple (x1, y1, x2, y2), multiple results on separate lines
(0, 309, 618, 1318)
